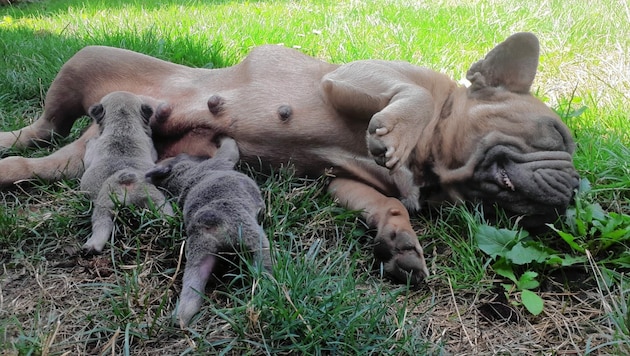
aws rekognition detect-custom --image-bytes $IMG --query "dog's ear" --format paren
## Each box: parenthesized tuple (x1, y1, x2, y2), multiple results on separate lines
(466, 32, 539, 94)
(88, 103, 105, 124)
(145, 164, 173, 182)
(140, 104, 154, 124)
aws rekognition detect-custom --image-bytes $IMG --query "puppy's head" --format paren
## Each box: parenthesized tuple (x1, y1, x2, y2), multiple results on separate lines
(88, 91, 155, 136)
(427, 33, 579, 226)
(145, 153, 202, 188)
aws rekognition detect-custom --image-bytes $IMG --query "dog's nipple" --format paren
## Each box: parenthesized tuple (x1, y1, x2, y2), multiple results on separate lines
(277, 105, 292, 121)
(207, 95, 224, 115)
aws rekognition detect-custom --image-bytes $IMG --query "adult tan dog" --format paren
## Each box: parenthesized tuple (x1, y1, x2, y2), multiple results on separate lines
(0, 32, 579, 285)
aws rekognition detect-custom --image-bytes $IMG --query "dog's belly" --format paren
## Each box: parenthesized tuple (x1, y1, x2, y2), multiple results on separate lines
(154, 45, 375, 176)
(226, 101, 371, 176)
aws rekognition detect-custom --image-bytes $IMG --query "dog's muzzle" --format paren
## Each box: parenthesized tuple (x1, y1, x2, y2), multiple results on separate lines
(467, 145, 580, 225)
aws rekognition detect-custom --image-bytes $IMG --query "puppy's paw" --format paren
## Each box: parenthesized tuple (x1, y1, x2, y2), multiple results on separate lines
(81, 240, 104, 256)
(176, 295, 203, 329)
(81, 232, 109, 255)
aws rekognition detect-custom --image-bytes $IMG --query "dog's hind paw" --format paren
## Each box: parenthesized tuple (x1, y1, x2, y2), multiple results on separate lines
(81, 241, 104, 256)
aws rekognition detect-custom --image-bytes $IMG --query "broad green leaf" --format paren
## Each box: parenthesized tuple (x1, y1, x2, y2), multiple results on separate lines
(546, 254, 586, 267)
(587, 203, 607, 222)
(492, 258, 517, 284)
(475, 225, 518, 258)
(516, 271, 539, 290)
(577, 178, 591, 194)
(521, 289, 544, 315)
(546, 255, 563, 266)
(505, 242, 549, 265)
(601, 228, 630, 242)
(576, 219, 587, 237)
(548, 225, 585, 253)
(559, 254, 587, 267)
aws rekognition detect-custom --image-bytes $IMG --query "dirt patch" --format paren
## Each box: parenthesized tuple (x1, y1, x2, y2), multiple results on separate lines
(1, 243, 625, 355)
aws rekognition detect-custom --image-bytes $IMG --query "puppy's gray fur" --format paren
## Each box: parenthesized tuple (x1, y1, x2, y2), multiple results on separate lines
(80, 91, 174, 254)
(146, 137, 270, 327)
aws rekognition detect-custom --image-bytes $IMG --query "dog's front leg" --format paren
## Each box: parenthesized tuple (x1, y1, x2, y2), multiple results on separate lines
(328, 177, 428, 285)
(0, 123, 97, 186)
(322, 66, 435, 172)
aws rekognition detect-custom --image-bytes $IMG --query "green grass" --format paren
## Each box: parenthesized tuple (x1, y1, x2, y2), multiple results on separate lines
(1, 0, 629, 354)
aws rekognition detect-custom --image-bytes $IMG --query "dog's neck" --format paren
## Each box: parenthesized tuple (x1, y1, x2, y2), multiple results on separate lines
(408, 81, 463, 188)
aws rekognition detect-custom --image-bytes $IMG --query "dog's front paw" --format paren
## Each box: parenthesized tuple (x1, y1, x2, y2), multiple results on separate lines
(373, 221, 429, 285)
(367, 113, 418, 172)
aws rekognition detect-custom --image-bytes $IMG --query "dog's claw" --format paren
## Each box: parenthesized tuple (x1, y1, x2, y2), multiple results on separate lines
(375, 127, 388, 135)
(385, 156, 399, 169)
(81, 244, 102, 256)
(385, 147, 395, 158)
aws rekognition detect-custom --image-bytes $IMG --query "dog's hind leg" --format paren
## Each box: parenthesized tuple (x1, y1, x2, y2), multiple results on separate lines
(177, 249, 217, 328)
(83, 192, 116, 254)
(242, 224, 273, 273)
(328, 177, 429, 285)
(143, 184, 175, 218)
(0, 67, 93, 150)
(1, 46, 169, 150)
(0, 123, 98, 186)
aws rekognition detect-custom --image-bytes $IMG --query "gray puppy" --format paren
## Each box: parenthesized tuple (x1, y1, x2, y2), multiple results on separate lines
(80, 91, 174, 254)
(145, 137, 271, 328)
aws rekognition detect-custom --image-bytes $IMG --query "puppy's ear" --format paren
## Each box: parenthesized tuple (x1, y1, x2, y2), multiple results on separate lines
(145, 164, 173, 182)
(140, 104, 154, 124)
(466, 32, 539, 94)
(88, 103, 105, 124)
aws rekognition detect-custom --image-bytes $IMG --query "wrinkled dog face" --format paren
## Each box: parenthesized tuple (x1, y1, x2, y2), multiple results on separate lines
(431, 33, 580, 225)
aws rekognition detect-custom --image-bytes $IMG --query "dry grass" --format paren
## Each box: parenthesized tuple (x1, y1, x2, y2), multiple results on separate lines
(2, 246, 624, 355)
(1, 178, 627, 354)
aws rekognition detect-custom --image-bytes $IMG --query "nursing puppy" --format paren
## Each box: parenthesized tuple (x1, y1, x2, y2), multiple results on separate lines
(145, 137, 270, 327)
(80, 91, 174, 254)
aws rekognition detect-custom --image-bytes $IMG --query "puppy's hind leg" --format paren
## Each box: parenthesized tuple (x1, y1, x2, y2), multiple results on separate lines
(119, 171, 175, 218)
(144, 184, 175, 218)
(83, 197, 116, 255)
(242, 224, 273, 274)
(177, 249, 217, 328)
